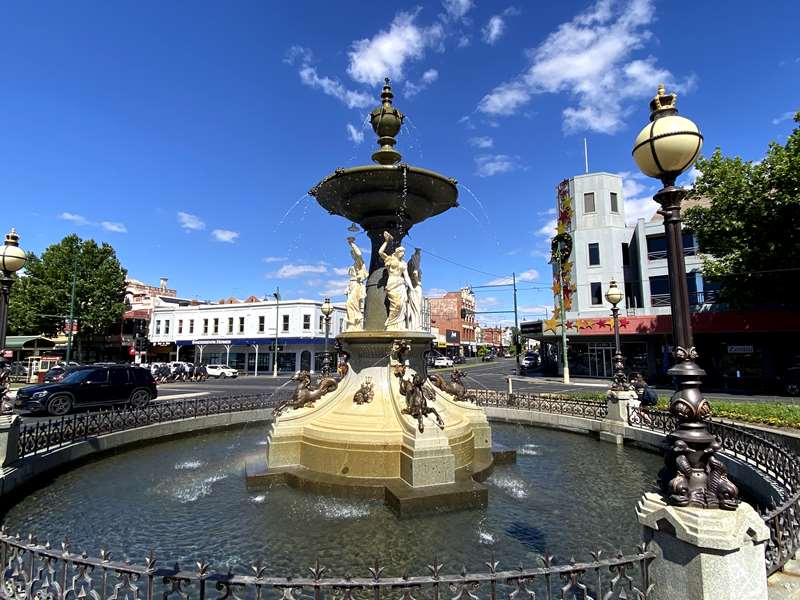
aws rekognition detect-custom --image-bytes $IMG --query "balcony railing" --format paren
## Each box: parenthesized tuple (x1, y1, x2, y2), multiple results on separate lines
(650, 290, 719, 307)
(647, 246, 698, 261)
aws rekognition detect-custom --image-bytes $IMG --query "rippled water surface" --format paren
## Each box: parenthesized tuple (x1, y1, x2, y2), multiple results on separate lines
(2, 423, 661, 576)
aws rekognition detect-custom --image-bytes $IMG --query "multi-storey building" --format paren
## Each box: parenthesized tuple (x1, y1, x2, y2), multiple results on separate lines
(148, 298, 346, 374)
(427, 288, 477, 357)
(526, 172, 799, 391)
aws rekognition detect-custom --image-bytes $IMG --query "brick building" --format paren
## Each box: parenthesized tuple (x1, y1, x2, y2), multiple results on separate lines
(427, 288, 477, 357)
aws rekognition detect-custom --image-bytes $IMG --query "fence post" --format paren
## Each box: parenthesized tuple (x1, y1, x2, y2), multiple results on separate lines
(637, 493, 770, 600)
(0, 414, 21, 466)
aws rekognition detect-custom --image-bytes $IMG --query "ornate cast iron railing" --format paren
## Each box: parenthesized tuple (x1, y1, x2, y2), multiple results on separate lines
(16, 393, 281, 459)
(0, 531, 655, 600)
(627, 405, 800, 575)
(470, 389, 608, 420)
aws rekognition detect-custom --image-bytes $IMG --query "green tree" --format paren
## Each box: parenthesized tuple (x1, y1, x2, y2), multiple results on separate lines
(684, 113, 800, 307)
(8, 235, 127, 359)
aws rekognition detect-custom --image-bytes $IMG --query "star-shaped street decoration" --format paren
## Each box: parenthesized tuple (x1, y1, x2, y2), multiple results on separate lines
(618, 317, 631, 328)
(543, 319, 559, 334)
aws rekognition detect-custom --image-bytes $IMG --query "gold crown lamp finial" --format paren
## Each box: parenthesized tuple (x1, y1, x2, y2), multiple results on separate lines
(649, 83, 678, 120)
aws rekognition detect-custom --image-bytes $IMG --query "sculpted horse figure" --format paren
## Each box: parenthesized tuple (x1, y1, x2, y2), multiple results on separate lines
(428, 369, 476, 403)
(273, 371, 338, 417)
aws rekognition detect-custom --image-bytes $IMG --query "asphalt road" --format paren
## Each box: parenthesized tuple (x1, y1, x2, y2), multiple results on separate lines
(15, 357, 797, 425)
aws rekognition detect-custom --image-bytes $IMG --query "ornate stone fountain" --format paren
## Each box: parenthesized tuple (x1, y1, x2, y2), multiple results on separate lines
(247, 80, 502, 514)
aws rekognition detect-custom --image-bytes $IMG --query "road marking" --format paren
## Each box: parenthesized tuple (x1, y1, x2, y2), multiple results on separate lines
(157, 392, 210, 400)
(509, 376, 607, 388)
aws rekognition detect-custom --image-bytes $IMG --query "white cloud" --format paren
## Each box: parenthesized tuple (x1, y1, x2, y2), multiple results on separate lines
(457, 35, 471, 48)
(536, 218, 557, 237)
(333, 267, 350, 276)
(274, 264, 328, 279)
(405, 68, 439, 97)
(474, 154, 521, 177)
(772, 111, 796, 125)
(442, 0, 473, 21)
(177, 211, 205, 231)
(425, 287, 448, 297)
(486, 269, 539, 286)
(478, 0, 692, 133)
(285, 45, 372, 109)
(679, 165, 701, 186)
(482, 16, 505, 45)
(478, 81, 531, 116)
(347, 12, 443, 86)
(60, 212, 127, 233)
(263, 256, 288, 263)
(618, 170, 659, 223)
(100, 221, 127, 233)
(319, 278, 349, 298)
(476, 296, 500, 311)
(212, 229, 239, 243)
(59, 212, 89, 226)
(469, 136, 494, 148)
(346, 123, 365, 144)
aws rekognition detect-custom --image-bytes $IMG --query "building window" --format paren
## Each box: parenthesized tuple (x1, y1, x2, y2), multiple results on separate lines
(227, 317, 234, 334)
(178, 320, 183, 334)
(622, 243, 630, 266)
(339, 318, 344, 333)
(203, 319, 208, 334)
(610, 192, 619, 213)
(588, 243, 600, 266)
(303, 315, 310, 330)
(213, 318, 219, 334)
(164, 320, 170, 334)
(189, 319, 194, 334)
(584, 192, 595, 213)
(319, 315, 324, 331)
(282, 314, 289, 332)
(258, 316, 265, 333)
(238, 317, 245, 334)
(155, 320, 161, 335)
(590, 282, 602, 305)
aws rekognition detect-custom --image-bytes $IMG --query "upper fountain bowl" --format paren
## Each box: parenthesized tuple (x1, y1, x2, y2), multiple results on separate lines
(309, 164, 458, 232)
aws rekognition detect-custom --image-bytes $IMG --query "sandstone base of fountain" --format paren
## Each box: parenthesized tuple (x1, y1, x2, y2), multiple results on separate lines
(246, 331, 509, 515)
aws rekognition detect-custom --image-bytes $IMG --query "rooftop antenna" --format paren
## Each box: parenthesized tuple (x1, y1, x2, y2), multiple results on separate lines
(583, 138, 589, 174)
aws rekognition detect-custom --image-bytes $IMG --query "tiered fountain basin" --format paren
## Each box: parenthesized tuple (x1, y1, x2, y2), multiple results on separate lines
(247, 350, 497, 515)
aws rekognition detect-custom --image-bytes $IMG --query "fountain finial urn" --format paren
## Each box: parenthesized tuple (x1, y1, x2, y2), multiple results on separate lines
(370, 77, 404, 165)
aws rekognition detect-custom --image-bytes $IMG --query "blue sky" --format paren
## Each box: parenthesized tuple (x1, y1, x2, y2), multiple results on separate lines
(1, 0, 798, 325)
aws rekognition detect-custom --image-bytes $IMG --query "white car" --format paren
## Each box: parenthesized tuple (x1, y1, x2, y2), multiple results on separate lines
(206, 364, 238, 379)
(433, 356, 454, 368)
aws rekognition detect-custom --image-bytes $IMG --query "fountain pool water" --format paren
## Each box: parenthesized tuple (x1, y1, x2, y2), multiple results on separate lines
(1, 423, 661, 575)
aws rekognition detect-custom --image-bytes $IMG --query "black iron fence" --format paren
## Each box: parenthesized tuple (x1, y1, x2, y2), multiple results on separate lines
(627, 405, 800, 575)
(0, 531, 655, 600)
(469, 389, 608, 420)
(16, 393, 281, 459)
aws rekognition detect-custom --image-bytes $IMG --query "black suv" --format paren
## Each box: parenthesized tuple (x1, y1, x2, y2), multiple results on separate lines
(15, 365, 158, 416)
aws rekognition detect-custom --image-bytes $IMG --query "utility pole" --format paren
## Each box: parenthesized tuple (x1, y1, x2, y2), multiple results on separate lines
(65, 253, 78, 363)
(558, 257, 570, 384)
(272, 287, 281, 377)
(512, 272, 520, 375)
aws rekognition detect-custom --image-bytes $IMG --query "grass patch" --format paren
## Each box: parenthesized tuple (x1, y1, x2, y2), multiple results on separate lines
(523, 391, 800, 429)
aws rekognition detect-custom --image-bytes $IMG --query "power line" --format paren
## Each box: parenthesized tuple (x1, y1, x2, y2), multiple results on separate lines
(419, 247, 504, 279)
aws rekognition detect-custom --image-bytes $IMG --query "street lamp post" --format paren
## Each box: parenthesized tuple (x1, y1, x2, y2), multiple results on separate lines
(604, 280, 628, 390)
(320, 297, 334, 376)
(0, 229, 27, 355)
(632, 85, 738, 509)
(272, 288, 281, 378)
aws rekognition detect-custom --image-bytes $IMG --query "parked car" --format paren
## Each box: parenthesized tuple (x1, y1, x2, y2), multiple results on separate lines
(43, 364, 90, 383)
(521, 353, 540, 369)
(433, 356, 454, 368)
(206, 364, 238, 379)
(15, 365, 158, 416)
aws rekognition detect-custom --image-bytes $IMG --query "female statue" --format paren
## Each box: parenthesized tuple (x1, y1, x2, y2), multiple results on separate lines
(345, 237, 368, 331)
(406, 248, 423, 331)
(379, 231, 411, 331)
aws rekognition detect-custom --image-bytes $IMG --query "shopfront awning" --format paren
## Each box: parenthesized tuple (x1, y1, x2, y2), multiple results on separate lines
(3, 336, 56, 350)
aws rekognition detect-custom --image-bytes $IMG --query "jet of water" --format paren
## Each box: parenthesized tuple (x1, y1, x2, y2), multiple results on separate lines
(274, 193, 310, 233)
